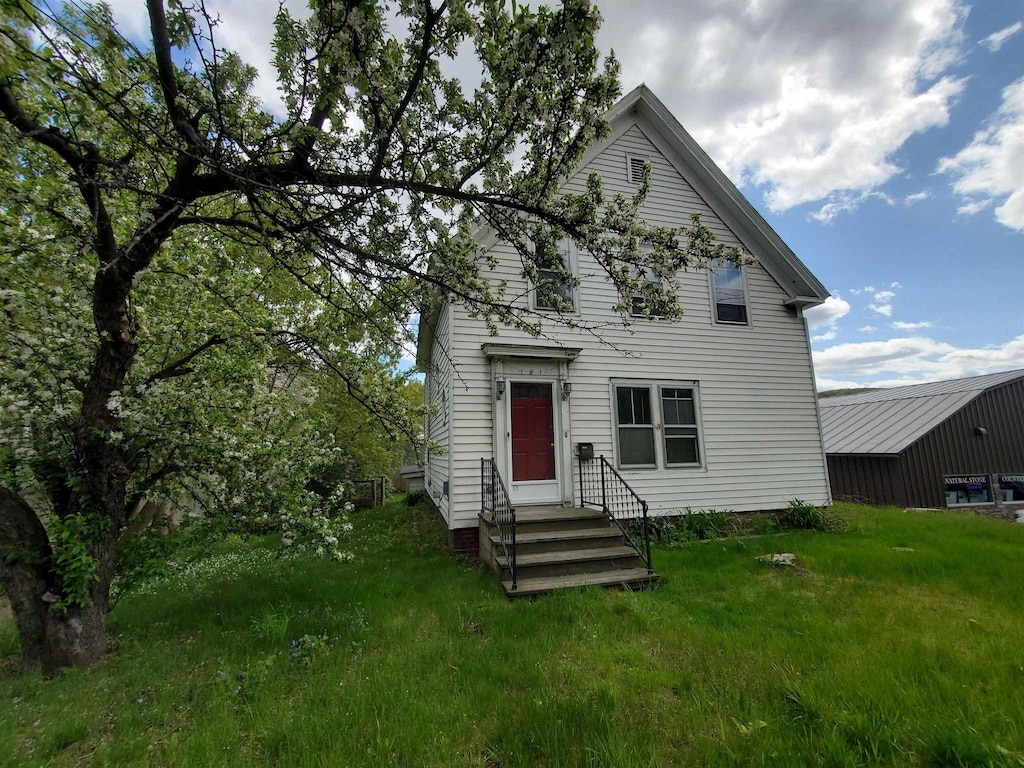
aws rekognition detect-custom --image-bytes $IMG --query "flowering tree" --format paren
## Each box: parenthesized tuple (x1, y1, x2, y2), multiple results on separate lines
(0, 0, 738, 670)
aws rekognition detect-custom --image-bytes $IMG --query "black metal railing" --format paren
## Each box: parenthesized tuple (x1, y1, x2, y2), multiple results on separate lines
(578, 455, 653, 573)
(481, 458, 517, 590)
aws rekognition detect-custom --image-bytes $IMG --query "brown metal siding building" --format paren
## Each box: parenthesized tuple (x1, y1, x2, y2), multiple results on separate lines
(821, 370, 1024, 516)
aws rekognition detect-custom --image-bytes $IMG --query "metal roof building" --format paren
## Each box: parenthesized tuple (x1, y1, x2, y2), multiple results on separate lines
(820, 369, 1024, 515)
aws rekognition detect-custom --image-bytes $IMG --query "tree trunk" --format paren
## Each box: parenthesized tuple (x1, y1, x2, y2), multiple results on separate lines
(6, 567, 109, 671)
(2, 485, 116, 671)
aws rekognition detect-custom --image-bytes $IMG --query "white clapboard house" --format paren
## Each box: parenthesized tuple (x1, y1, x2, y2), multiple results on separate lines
(416, 85, 832, 595)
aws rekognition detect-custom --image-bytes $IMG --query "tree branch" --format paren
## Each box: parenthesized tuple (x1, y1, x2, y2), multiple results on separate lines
(144, 335, 227, 385)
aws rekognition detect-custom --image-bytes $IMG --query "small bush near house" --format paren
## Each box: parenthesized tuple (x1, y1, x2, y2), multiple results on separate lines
(779, 498, 843, 531)
(404, 489, 431, 507)
(638, 508, 732, 545)
(749, 512, 780, 536)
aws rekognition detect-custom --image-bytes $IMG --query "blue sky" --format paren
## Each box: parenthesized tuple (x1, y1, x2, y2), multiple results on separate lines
(597, 0, 1023, 390)
(106, 0, 1023, 390)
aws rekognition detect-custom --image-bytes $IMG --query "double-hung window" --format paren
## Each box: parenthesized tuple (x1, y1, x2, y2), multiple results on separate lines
(615, 386, 657, 466)
(613, 381, 703, 469)
(533, 236, 575, 311)
(629, 244, 666, 317)
(711, 260, 748, 324)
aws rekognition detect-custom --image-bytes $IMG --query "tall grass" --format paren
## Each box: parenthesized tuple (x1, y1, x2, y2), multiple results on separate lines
(2, 501, 1023, 766)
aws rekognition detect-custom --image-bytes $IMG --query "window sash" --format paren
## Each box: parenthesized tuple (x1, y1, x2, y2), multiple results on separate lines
(712, 261, 748, 324)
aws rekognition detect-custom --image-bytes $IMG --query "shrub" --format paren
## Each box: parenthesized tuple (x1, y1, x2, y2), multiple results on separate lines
(634, 508, 733, 546)
(750, 512, 780, 536)
(404, 489, 430, 507)
(780, 499, 842, 531)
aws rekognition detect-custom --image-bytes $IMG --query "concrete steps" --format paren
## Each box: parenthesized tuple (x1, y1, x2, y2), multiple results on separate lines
(479, 505, 659, 597)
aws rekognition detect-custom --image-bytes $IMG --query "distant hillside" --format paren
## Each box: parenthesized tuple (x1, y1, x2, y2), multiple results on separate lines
(818, 387, 883, 399)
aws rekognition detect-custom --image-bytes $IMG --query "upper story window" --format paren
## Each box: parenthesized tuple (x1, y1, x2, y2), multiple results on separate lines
(626, 153, 650, 185)
(711, 260, 749, 324)
(629, 244, 665, 317)
(533, 235, 575, 311)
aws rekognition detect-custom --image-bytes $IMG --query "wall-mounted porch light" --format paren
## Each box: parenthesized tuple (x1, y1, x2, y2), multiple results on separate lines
(561, 381, 572, 400)
(495, 380, 506, 400)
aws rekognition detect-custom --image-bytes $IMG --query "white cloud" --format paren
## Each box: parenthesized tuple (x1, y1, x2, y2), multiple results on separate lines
(858, 325, 878, 332)
(804, 294, 851, 329)
(890, 281, 902, 289)
(868, 302, 894, 317)
(816, 377, 864, 391)
(904, 190, 930, 204)
(891, 320, 932, 329)
(979, 21, 1023, 52)
(812, 329, 838, 342)
(812, 191, 893, 223)
(957, 199, 994, 216)
(812, 333, 1024, 386)
(873, 290, 896, 301)
(606, 0, 968, 219)
(863, 285, 876, 293)
(938, 77, 1024, 232)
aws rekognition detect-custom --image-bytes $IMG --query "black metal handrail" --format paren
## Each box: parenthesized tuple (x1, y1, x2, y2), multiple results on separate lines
(578, 455, 653, 573)
(481, 458, 517, 590)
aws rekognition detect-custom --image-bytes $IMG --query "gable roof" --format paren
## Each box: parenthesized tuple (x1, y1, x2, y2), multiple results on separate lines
(820, 369, 1024, 455)
(416, 84, 830, 371)
(595, 85, 828, 303)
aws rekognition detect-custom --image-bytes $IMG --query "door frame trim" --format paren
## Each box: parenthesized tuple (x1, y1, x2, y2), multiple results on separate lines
(490, 356, 574, 507)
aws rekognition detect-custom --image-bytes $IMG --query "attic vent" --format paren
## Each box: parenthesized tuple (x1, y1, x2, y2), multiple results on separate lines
(627, 154, 649, 184)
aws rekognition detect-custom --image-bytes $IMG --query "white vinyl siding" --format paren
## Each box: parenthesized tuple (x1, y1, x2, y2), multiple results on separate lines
(423, 304, 452, 523)
(438, 118, 830, 530)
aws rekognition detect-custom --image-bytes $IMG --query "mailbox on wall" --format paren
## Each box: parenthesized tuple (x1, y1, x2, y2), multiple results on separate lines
(576, 442, 594, 461)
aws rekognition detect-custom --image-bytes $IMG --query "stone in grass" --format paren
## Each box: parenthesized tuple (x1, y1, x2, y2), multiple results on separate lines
(758, 552, 806, 575)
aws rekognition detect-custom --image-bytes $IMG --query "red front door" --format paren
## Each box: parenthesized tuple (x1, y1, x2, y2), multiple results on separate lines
(510, 382, 556, 482)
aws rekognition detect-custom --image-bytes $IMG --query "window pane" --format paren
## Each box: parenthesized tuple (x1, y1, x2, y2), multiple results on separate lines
(619, 427, 656, 465)
(716, 302, 748, 323)
(632, 388, 651, 424)
(616, 387, 633, 424)
(616, 386, 651, 425)
(665, 435, 699, 464)
(661, 389, 695, 425)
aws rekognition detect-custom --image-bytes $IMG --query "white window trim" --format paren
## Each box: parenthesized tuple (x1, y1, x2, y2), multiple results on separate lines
(611, 379, 705, 471)
(708, 260, 751, 327)
(658, 384, 702, 468)
(530, 236, 578, 314)
(626, 153, 651, 185)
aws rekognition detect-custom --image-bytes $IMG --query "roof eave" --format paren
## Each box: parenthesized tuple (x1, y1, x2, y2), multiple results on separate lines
(625, 85, 830, 302)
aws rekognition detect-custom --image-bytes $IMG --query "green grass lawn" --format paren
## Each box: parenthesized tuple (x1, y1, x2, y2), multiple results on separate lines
(2, 502, 1023, 767)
